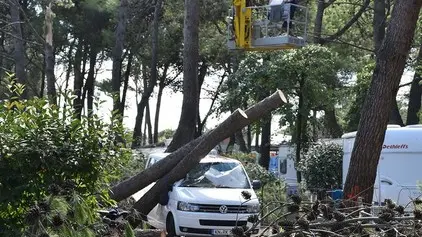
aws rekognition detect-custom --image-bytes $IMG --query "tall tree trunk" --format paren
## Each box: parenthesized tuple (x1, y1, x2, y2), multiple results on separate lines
(44, 2, 56, 104)
(343, 0, 422, 204)
(247, 125, 252, 151)
(323, 108, 343, 138)
(313, 0, 325, 44)
(83, 48, 97, 116)
(121, 52, 133, 118)
(10, 0, 28, 98)
(295, 78, 305, 183)
(236, 130, 249, 153)
(373, 0, 386, 55)
(255, 125, 260, 150)
(154, 78, 166, 144)
(259, 115, 271, 169)
(73, 41, 83, 118)
(132, 0, 162, 147)
(111, 0, 128, 115)
(165, 0, 200, 152)
(64, 40, 75, 92)
(195, 61, 208, 137)
(406, 44, 422, 125)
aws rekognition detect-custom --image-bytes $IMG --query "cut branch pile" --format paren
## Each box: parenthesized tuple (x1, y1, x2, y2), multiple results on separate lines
(237, 195, 422, 237)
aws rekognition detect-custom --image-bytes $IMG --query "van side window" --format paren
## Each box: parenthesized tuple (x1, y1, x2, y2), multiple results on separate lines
(280, 159, 287, 174)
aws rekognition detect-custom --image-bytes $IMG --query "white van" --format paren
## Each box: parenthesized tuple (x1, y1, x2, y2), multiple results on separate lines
(343, 124, 422, 209)
(133, 152, 262, 236)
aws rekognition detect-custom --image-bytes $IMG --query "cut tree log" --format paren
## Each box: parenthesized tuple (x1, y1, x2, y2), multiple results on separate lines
(130, 90, 287, 226)
(110, 90, 286, 202)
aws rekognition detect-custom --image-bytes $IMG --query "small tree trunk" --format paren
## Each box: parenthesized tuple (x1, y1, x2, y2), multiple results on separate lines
(154, 79, 165, 144)
(406, 44, 422, 125)
(73, 42, 83, 118)
(64, 40, 75, 92)
(255, 126, 260, 150)
(83, 48, 97, 116)
(111, 0, 128, 114)
(110, 90, 287, 202)
(146, 102, 153, 145)
(388, 96, 404, 126)
(343, 0, 422, 204)
(259, 116, 271, 169)
(10, 0, 28, 98)
(165, 0, 200, 152)
(121, 52, 133, 118)
(44, 2, 56, 104)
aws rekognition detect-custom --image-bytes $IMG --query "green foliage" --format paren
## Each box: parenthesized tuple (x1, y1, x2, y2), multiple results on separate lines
(297, 142, 343, 190)
(0, 81, 132, 234)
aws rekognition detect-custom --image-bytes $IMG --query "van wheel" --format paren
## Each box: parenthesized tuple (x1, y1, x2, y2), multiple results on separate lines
(166, 213, 177, 237)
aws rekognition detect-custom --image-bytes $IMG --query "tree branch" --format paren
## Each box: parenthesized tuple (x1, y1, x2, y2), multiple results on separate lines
(321, 0, 371, 43)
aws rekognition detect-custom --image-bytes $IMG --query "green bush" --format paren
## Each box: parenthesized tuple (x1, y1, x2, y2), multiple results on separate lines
(0, 83, 132, 234)
(297, 142, 343, 190)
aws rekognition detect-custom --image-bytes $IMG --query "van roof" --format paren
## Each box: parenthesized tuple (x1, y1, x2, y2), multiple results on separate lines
(342, 124, 422, 139)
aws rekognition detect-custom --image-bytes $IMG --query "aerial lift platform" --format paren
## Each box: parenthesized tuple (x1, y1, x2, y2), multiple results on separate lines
(227, 0, 308, 51)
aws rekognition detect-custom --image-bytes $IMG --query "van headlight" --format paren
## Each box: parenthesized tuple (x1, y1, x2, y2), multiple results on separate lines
(177, 201, 200, 212)
(246, 204, 260, 213)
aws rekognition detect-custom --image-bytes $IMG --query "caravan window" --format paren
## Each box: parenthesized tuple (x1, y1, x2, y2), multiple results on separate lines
(280, 159, 287, 174)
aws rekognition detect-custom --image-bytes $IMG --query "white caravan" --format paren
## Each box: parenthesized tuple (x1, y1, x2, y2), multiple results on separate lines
(343, 124, 422, 209)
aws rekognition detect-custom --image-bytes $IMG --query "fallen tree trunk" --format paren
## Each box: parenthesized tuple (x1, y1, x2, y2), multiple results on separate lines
(131, 90, 287, 225)
(110, 135, 205, 201)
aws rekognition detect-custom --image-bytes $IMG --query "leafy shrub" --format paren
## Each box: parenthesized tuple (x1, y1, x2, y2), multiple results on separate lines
(297, 142, 343, 190)
(0, 83, 132, 234)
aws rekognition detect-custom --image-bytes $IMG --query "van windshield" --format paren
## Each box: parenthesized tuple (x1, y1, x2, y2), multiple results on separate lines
(180, 162, 251, 189)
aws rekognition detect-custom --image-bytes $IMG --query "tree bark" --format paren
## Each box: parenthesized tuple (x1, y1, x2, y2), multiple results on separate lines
(165, 0, 200, 152)
(111, 0, 128, 115)
(44, 2, 56, 104)
(10, 0, 28, 99)
(132, 0, 162, 147)
(343, 0, 422, 204)
(259, 116, 271, 169)
(110, 90, 287, 202)
(406, 44, 422, 125)
(130, 90, 287, 222)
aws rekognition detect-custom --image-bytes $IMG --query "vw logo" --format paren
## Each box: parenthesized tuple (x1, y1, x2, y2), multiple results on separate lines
(219, 205, 228, 214)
